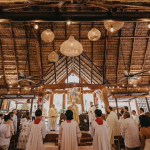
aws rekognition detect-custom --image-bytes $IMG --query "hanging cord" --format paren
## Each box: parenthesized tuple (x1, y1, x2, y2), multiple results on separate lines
(72, 56, 75, 75)
(24, 25, 32, 75)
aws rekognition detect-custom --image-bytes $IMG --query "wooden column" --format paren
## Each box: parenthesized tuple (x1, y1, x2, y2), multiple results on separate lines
(81, 91, 84, 113)
(128, 102, 131, 113)
(50, 94, 54, 108)
(102, 87, 109, 112)
(115, 98, 119, 119)
(30, 99, 33, 117)
(135, 99, 139, 115)
(8, 101, 11, 112)
(62, 93, 66, 109)
(145, 97, 150, 112)
(16, 103, 18, 110)
(93, 92, 96, 104)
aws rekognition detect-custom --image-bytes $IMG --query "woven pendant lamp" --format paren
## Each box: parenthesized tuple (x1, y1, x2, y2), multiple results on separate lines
(60, 36, 83, 57)
(88, 28, 101, 41)
(48, 51, 59, 62)
(41, 29, 54, 42)
(104, 21, 124, 32)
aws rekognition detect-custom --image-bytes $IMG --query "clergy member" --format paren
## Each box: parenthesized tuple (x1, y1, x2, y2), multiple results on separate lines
(26, 109, 46, 150)
(91, 109, 111, 150)
(12, 109, 17, 134)
(106, 106, 120, 145)
(22, 99, 30, 110)
(67, 100, 80, 124)
(132, 110, 139, 125)
(88, 102, 96, 125)
(48, 104, 58, 131)
(58, 110, 82, 150)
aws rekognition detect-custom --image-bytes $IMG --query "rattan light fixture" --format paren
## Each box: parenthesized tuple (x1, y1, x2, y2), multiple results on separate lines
(60, 36, 83, 57)
(88, 28, 101, 41)
(104, 21, 124, 32)
(48, 51, 59, 62)
(41, 29, 54, 42)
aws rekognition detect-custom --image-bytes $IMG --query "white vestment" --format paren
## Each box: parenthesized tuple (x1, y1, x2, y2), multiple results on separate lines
(22, 102, 30, 110)
(26, 120, 46, 150)
(12, 114, 17, 132)
(118, 116, 124, 129)
(88, 106, 96, 123)
(132, 114, 139, 125)
(58, 120, 82, 150)
(106, 111, 120, 144)
(91, 119, 111, 150)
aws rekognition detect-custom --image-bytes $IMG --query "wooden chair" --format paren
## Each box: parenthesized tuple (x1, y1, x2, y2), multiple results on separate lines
(114, 135, 125, 150)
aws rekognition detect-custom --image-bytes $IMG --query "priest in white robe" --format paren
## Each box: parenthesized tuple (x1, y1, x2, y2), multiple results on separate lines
(58, 110, 82, 150)
(26, 109, 46, 150)
(48, 104, 58, 131)
(91, 109, 111, 150)
(132, 110, 139, 125)
(22, 99, 30, 110)
(12, 109, 17, 134)
(88, 102, 96, 125)
(106, 106, 120, 145)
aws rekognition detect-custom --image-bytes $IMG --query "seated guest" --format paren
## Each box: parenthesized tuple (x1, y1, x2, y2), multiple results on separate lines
(17, 112, 31, 149)
(58, 110, 82, 150)
(124, 106, 129, 112)
(0, 114, 4, 124)
(0, 115, 12, 150)
(139, 115, 150, 150)
(12, 109, 17, 134)
(121, 112, 140, 150)
(26, 109, 46, 150)
(8, 112, 14, 134)
(91, 109, 111, 150)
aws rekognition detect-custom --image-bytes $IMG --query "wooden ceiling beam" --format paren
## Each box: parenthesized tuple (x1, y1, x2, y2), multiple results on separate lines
(2, 11, 150, 21)
(112, 95, 150, 99)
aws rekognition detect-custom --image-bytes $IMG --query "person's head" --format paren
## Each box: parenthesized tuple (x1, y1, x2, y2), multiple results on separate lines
(51, 104, 55, 108)
(132, 110, 136, 115)
(34, 105, 36, 108)
(0, 114, 4, 119)
(27, 99, 30, 103)
(95, 109, 102, 118)
(12, 109, 17, 115)
(140, 108, 144, 114)
(124, 106, 128, 112)
(35, 109, 42, 117)
(124, 112, 130, 119)
(120, 110, 124, 116)
(90, 102, 93, 106)
(65, 110, 73, 120)
(4, 115, 10, 123)
(8, 112, 14, 119)
(108, 106, 113, 113)
(139, 115, 150, 128)
(25, 112, 30, 120)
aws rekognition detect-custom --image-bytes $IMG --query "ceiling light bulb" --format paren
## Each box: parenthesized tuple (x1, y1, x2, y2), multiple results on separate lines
(138, 77, 140, 80)
(130, 81, 132, 84)
(110, 27, 114, 32)
(67, 21, 71, 25)
(9, 85, 12, 88)
(0, 75, 1, 78)
(18, 85, 20, 88)
(122, 84, 124, 87)
(148, 24, 150, 29)
(9, 81, 11, 84)
(18, 91, 20, 94)
(34, 24, 38, 29)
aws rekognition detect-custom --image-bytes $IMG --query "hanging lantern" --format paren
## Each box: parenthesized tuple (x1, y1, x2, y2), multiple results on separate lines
(48, 51, 59, 62)
(104, 21, 124, 32)
(88, 28, 101, 41)
(41, 29, 54, 42)
(60, 36, 83, 57)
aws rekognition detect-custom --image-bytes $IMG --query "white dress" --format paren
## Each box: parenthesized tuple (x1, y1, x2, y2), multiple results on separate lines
(25, 120, 46, 150)
(17, 118, 31, 149)
(88, 106, 96, 123)
(58, 120, 82, 150)
(91, 119, 111, 150)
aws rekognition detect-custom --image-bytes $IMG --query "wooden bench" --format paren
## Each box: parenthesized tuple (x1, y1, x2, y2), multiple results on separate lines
(114, 135, 125, 150)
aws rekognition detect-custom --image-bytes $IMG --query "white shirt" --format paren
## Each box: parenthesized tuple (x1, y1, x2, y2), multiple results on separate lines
(0, 124, 11, 146)
(121, 118, 140, 148)
(12, 114, 17, 132)
(132, 114, 139, 124)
